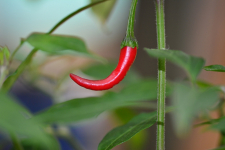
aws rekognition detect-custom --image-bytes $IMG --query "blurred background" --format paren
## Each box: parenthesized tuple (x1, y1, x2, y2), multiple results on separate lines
(1, 0, 225, 150)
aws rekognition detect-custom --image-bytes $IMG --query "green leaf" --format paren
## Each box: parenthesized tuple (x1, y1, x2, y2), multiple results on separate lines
(172, 83, 220, 136)
(91, 0, 117, 23)
(211, 117, 225, 132)
(34, 79, 159, 124)
(113, 108, 147, 150)
(98, 112, 157, 150)
(0, 92, 60, 150)
(26, 33, 102, 60)
(204, 65, 225, 72)
(144, 49, 205, 81)
(82, 63, 141, 84)
(114, 108, 137, 124)
(196, 80, 214, 89)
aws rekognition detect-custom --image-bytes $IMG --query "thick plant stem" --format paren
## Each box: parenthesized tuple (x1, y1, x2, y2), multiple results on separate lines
(155, 0, 166, 150)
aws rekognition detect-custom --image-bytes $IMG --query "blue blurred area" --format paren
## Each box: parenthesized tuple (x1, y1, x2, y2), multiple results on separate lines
(3, 82, 85, 150)
(58, 138, 74, 150)
(12, 86, 53, 113)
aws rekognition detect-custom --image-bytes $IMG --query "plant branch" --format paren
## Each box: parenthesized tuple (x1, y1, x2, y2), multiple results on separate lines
(48, 0, 110, 34)
(155, 0, 166, 150)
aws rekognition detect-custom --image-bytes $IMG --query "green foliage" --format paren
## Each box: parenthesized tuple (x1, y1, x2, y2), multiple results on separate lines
(172, 83, 220, 136)
(114, 108, 147, 150)
(145, 49, 205, 81)
(114, 108, 137, 124)
(26, 33, 102, 60)
(0, 92, 60, 150)
(91, 0, 117, 23)
(34, 79, 158, 124)
(3, 0, 224, 149)
(196, 80, 214, 88)
(98, 112, 157, 150)
(2, 49, 38, 92)
(212, 117, 225, 132)
(204, 65, 225, 72)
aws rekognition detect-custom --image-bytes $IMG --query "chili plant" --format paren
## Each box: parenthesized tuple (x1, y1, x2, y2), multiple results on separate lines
(0, 0, 225, 150)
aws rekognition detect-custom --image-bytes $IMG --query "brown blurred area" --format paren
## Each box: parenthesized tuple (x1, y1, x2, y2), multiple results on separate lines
(134, 0, 225, 149)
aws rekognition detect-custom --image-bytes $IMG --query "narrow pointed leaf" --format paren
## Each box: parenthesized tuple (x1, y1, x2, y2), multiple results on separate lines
(113, 108, 147, 150)
(98, 112, 157, 150)
(204, 65, 225, 72)
(26, 33, 102, 60)
(34, 79, 159, 124)
(144, 48, 205, 81)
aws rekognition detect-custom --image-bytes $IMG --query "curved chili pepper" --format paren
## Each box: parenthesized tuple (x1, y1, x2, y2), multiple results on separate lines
(70, 46, 137, 90)
(70, 0, 138, 90)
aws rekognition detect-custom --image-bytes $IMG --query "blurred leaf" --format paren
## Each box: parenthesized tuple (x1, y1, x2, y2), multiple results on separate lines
(0, 92, 60, 150)
(26, 33, 103, 61)
(82, 63, 141, 84)
(211, 146, 225, 150)
(195, 80, 225, 95)
(114, 108, 137, 123)
(204, 65, 225, 72)
(34, 79, 159, 124)
(211, 117, 225, 132)
(98, 112, 157, 150)
(91, 0, 117, 23)
(144, 49, 205, 81)
(196, 80, 214, 89)
(172, 83, 220, 136)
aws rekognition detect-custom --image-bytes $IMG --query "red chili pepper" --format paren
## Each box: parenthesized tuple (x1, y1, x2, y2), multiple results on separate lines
(70, 46, 137, 90)
(70, 0, 138, 90)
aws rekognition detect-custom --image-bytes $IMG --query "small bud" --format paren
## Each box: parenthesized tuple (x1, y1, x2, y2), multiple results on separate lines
(0, 46, 10, 65)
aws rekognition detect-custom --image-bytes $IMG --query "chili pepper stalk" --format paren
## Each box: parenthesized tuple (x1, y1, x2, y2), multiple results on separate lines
(121, 0, 138, 49)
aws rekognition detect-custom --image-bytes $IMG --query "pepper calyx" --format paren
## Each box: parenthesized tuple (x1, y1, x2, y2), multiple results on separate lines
(121, 36, 138, 49)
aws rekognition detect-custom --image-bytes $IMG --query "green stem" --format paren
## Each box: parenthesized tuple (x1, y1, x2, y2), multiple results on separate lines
(10, 40, 25, 62)
(155, 0, 166, 150)
(2, 0, 110, 92)
(121, 0, 138, 48)
(48, 0, 110, 34)
(0, 67, 8, 89)
(10, 133, 24, 150)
